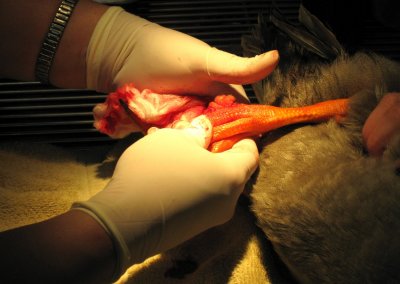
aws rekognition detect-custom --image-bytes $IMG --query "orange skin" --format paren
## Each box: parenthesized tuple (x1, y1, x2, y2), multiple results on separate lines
(205, 96, 349, 152)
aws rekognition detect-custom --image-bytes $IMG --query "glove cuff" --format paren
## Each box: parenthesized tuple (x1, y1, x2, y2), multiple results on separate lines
(71, 202, 131, 281)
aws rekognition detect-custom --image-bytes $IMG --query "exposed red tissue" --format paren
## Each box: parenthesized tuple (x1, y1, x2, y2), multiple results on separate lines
(93, 83, 209, 139)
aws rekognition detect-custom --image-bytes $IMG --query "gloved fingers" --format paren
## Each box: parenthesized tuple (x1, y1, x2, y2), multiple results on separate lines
(171, 115, 212, 148)
(147, 116, 212, 149)
(217, 138, 259, 188)
(147, 126, 159, 135)
(205, 82, 249, 103)
(207, 48, 279, 85)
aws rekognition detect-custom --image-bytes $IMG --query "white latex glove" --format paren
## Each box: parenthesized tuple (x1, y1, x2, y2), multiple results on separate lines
(86, 7, 279, 99)
(72, 123, 259, 280)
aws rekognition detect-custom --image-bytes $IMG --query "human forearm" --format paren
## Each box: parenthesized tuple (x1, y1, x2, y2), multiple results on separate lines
(0, 210, 115, 283)
(0, 0, 107, 88)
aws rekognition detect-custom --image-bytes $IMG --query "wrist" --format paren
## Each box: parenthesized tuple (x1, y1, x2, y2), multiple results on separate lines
(50, 0, 108, 88)
(71, 204, 132, 281)
(57, 210, 117, 280)
(0, 209, 115, 283)
(0, 0, 108, 87)
(72, 191, 166, 279)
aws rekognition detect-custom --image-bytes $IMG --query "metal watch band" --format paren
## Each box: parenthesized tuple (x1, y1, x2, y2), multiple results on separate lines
(35, 0, 79, 84)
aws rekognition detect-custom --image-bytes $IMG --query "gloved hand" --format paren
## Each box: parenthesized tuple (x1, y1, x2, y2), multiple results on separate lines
(72, 121, 259, 280)
(86, 6, 279, 100)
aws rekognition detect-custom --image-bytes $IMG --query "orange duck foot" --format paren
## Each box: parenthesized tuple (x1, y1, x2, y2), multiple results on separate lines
(93, 84, 349, 153)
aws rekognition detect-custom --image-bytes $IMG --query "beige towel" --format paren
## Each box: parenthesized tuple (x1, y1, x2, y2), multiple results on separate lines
(0, 141, 289, 283)
(0, 142, 109, 230)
